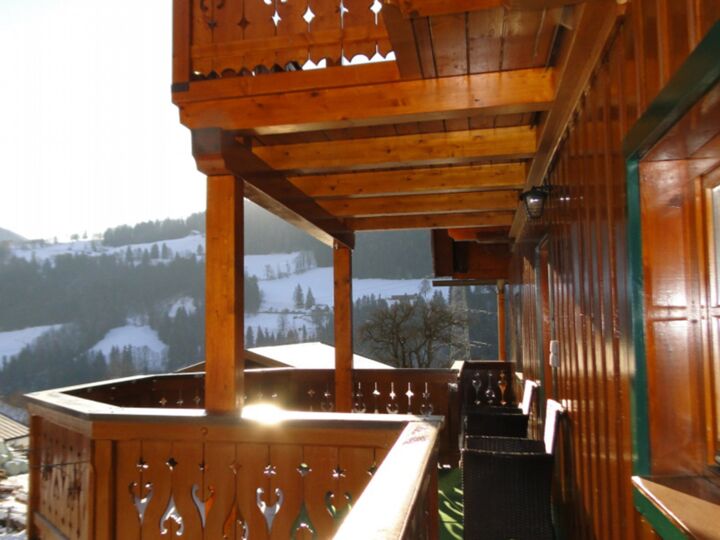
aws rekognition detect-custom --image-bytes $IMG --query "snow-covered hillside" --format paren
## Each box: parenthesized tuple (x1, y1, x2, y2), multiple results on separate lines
(0, 325, 62, 361)
(10, 232, 204, 263)
(89, 324, 168, 371)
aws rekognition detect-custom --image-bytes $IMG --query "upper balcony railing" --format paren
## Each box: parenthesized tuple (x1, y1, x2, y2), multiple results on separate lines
(26, 372, 441, 540)
(173, 0, 393, 89)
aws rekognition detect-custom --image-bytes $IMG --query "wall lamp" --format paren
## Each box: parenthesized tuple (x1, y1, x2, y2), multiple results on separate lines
(519, 182, 552, 220)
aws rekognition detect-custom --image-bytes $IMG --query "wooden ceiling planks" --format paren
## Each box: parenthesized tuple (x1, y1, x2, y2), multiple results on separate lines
(318, 190, 519, 217)
(252, 126, 537, 174)
(345, 211, 516, 231)
(287, 163, 526, 198)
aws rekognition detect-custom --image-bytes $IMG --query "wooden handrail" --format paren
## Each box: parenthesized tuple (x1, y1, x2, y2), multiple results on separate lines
(335, 419, 441, 539)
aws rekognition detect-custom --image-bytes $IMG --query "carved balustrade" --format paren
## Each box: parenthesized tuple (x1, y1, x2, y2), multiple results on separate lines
(64, 367, 460, 464)
(26, 381, 441, 539)
(174, 0, 393, 84)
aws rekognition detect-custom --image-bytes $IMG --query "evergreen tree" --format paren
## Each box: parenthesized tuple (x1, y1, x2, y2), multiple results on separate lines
(246, 326, 255, 348)
(305, 287, 316, 309)
(293, 284, 304, 309)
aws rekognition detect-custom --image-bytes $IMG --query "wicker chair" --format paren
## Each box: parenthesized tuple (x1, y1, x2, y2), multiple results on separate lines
(463, 380, 539, 439)
(461, 399, 564, 540)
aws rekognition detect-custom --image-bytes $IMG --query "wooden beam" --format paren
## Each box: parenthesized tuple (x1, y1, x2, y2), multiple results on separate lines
(192, 128, 354, 248)
(179, 68, 555, 133)
(174, 60, 400, 104)
(381, 3, 423, 78)
(205, 175, 244, 413)
(385, 0, 586, 18)
(254, 126, 537, 174)
(319, 190, 519, 217)
(497, 281, 507, 360)
(334, 242, 353, 412)
(510, 0, 622, 239)
(289, 163, 526, 198)
(347, 211, 516, 230)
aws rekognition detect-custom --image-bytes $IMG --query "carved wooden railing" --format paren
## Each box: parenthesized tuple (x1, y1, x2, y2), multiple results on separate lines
(26, 383, 441, 540)
(65, 367, 460, 464)
(174, 0, 393, 85)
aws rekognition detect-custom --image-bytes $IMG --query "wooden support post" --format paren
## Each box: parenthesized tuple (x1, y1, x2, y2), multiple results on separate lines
(334, 241, 353, 412)
(497, 280, 507, 361)
(205, 175, 244, 413)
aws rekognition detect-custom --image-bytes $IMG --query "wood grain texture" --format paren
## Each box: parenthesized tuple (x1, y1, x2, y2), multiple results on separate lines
(509, 3, 720, 538)
(288, 162, 526, 198)
(334, 242, 353, 412)
(254, 126, 537, 173)
(205, 175, 244, 413)
(346, 211, 516, 231)
(179, 68, 555, 132)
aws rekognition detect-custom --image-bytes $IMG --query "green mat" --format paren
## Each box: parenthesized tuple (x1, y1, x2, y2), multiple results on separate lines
(438, 468, 463, 540)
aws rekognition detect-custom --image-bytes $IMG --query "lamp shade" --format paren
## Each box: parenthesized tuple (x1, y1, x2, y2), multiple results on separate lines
(519, 186, 550, 219)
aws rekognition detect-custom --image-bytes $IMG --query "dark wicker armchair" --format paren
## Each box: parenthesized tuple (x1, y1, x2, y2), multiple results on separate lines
(463, 380, 538, 439)
(461, 399, 564, 540)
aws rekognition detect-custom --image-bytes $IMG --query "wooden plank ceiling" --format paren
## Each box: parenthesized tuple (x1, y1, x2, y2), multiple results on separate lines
(177, 0, 621, 258)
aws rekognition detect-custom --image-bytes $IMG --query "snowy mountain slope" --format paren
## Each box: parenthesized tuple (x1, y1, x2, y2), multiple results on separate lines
(10, 232, 205, 263)
(89, 324, 168, 371)
(0, 325, 63, 361)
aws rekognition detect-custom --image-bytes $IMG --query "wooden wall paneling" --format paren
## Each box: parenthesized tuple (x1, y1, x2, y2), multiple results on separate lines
(697, 0, 720, 39)
(115, 440, 141, 540)
(663, 0, 692, 82)
(139, 440, 173, 540)
(243, 0, 276, 41)
(591, 70, 615, 539)
(608, 30, 637, 537)
(598, 54, 623, 540)
(213, 0, 245, 49)
(567, 121, 590, 538)
(236, 442, 270, 540)
(640, 0, 662, 109)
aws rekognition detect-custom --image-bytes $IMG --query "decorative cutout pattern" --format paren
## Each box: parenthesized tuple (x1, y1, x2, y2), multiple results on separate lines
(159, 495, 185, 536)
(256, 487, 284, 533)
(129, 482, 154, 525)
(191, 484, 216, 528)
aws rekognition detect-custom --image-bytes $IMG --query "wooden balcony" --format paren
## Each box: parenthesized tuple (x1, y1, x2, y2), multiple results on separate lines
(24, 366, 471, 539)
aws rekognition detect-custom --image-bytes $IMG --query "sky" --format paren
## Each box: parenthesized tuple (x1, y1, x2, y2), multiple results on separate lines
(0, 0, 206, 241)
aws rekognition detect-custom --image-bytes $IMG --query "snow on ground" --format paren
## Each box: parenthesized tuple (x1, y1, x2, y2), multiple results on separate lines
(10, 232, 204, 264)
(0, 473, 27, 537)
(258, 267, 429, 311)
(168, 296, 196, 317)
(89, 324, 167, 371)
(244, 251, 314, 278)
(245, 312, 317, 335)
(0, 325, 63, 362)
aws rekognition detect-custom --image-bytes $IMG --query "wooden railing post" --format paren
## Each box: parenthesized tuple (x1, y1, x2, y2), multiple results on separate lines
(334, 241, 353, 412)
(497, 280, 507, 360)
(205, 174, 244, 413)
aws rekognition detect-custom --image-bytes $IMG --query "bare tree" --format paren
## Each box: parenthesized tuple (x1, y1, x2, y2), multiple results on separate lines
(360, 295, 466, 368)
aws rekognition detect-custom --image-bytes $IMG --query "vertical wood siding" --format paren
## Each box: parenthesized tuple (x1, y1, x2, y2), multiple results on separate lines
(509, 3, 719, 538)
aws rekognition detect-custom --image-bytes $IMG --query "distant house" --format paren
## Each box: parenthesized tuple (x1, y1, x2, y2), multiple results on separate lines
(0, 412, 28, 448)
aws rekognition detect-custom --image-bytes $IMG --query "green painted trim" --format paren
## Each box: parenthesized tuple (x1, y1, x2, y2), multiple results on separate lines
(633, 489, 689, 540)
(625, 158, 651, 476)
(623, 21, 720, 478)
(623, 20, 720, 160)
